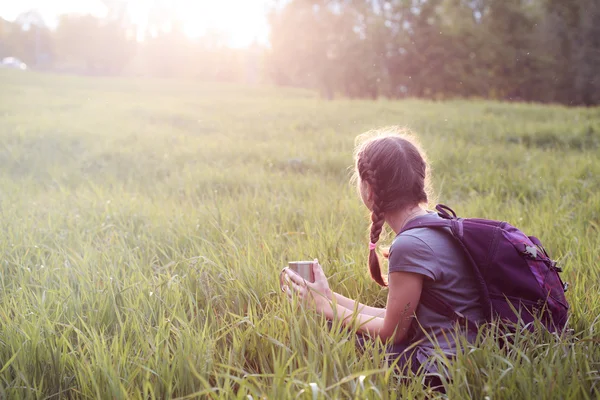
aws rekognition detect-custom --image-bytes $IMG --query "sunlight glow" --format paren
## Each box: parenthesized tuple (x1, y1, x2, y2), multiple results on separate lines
(0, 0, 106, 23)
(0, 0, 270, 48)
(175, 0, 269, 47)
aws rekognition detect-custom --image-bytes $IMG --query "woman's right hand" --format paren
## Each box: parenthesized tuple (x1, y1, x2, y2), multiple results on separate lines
(282, 259, 332, 312)
(307, 259, 332, 300)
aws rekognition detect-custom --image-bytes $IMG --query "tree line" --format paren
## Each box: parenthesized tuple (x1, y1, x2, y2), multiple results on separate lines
(1, 0, 598, 105)
(269, 0, 600, 105)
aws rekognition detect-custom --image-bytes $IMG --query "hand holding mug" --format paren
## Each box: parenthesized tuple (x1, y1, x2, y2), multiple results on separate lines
(281, 258, 332, 313)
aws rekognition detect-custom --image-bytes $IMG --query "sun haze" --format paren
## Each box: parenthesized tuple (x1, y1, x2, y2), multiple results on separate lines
(0, 0, 271, 47)
(174, 0, 270, 47)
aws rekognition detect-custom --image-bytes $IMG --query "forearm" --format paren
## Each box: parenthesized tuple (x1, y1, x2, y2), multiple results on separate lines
(323, 301, 412, 344)
(332, 292, 386, 317)
(326, 302, 390, 339)
(287, 267, 421, 346)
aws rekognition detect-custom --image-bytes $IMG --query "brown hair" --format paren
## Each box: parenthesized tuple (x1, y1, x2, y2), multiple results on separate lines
(353, 128, 431, 286)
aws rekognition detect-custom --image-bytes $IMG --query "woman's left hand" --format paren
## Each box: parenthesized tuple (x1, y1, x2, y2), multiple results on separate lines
(282, 259, 332, 314)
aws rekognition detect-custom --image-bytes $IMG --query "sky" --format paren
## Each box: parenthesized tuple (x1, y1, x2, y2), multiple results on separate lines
(0, 0, 271, 47)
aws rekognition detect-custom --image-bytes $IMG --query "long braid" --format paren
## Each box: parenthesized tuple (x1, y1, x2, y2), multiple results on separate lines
(354, 129, 431, 287)
(360, 158, 388, 286)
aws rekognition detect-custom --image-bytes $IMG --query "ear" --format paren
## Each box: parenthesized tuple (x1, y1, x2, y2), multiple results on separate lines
(366, 183, 375, 205)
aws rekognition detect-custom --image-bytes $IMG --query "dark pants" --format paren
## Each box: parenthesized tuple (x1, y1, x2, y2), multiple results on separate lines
(329, 321, 445, 391)
(355, 333, 421, 372)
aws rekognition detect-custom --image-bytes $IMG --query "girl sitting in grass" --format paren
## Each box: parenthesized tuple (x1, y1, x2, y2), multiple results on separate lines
(282, 129, 484, 387)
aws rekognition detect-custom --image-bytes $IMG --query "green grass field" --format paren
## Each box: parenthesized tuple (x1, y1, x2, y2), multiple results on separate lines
(1, 70, 599, 399)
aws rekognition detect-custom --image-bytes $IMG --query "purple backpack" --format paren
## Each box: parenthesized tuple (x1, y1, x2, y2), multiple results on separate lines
(401, 204, 569, 334)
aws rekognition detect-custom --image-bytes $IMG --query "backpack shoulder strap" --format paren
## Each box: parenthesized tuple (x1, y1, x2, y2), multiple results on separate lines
(401, 216, 466, 240)
(401, 218, 452, 232)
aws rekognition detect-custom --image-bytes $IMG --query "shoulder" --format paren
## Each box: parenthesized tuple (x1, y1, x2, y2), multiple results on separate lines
(388, 232, 439, 281)
(390, 231, 435, 254)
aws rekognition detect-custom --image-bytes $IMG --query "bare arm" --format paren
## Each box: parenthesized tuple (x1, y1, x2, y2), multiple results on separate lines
(332, 292, 386, 318)
(324, 272, 423, 344)
(283, 261, 421, 343)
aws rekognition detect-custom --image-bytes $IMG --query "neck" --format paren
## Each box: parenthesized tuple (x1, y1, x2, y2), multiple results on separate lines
(386, 205, 427, 234)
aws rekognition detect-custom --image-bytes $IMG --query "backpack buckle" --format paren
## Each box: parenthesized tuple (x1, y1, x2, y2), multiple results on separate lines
(549, 260, 562, 272)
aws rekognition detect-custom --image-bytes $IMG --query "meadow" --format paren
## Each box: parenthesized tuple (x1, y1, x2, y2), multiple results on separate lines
(0, 70, 599, 399)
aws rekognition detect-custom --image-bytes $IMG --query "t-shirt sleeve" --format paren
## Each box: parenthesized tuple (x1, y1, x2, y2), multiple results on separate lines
(388, 234, 440, 281)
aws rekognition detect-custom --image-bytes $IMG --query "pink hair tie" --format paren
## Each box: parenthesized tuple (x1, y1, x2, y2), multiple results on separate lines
(369, 242, 377, 250)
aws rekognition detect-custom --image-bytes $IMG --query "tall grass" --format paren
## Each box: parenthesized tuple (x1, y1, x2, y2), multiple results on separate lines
(0, 70, 599, 399)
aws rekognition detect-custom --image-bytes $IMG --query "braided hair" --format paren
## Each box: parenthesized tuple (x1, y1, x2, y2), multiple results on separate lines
(354, 129, 431, 286)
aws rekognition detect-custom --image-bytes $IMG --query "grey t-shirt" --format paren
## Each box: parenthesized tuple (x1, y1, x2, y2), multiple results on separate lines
(388, 212, 484, 362)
